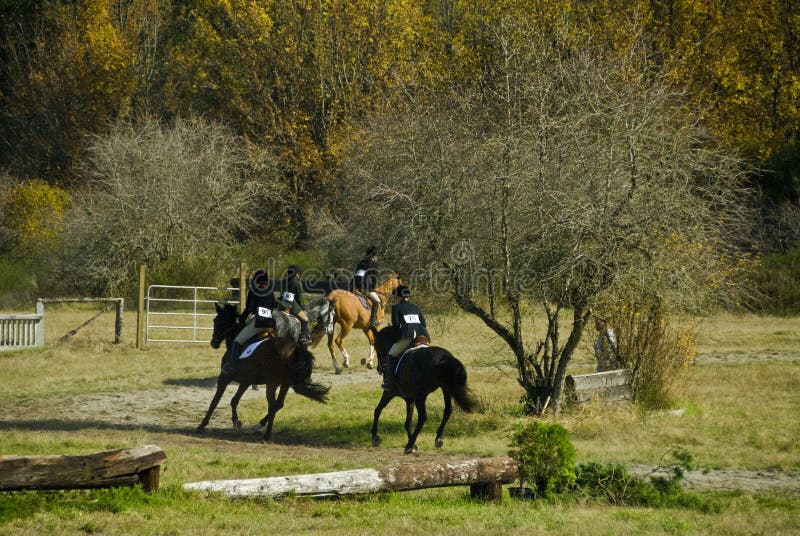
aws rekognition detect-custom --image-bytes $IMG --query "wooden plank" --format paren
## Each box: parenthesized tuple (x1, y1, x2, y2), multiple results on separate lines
(565, 370, 632, 404)
(566, 369, 629, 390)
(0, 445, 166, 492)
(183, 456, 519, 502)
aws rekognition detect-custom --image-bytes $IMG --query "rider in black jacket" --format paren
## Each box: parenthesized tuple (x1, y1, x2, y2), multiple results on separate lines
(382, 284, 429, 391)
(354, 246, 381, 326)
(222, 269, 276, 376)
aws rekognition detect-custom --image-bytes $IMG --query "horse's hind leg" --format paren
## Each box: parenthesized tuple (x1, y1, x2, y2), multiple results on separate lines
(434, 393, 454, 449)
(405, 398, 428, 454)
(229, 383, 249, 429)
(261, 383, 289, 441)
(361, 328, 376, 369)
(197, 375, 232, 431)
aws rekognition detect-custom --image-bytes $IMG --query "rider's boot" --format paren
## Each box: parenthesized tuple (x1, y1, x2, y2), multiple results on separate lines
(299, 320, 312, 345)
(381, 354, 398, 391)
(222, 341, 242, 377)
(369, 303, 380, 326)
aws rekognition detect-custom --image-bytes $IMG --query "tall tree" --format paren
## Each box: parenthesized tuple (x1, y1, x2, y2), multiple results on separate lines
(328, 22, 752, 413)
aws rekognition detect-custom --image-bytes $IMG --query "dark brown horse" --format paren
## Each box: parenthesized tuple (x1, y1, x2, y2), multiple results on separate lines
(370, 325, 478, 453)
(198, 303, 330, 441)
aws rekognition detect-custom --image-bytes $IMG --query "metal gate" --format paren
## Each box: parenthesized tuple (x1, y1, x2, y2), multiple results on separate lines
(146, 285, 238, 343)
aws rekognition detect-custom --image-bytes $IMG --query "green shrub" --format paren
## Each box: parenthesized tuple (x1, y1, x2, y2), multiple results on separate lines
(604, 297, 696, 410)
(508, 421, 576, 497)
(0, 257, 38, 307)
(574, 447, 719, 511)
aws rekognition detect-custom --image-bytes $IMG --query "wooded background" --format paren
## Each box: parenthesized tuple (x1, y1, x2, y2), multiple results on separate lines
(1, 0, 798, 311)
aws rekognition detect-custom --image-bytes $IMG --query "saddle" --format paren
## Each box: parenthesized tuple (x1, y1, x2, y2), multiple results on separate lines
(411, 335, 430, 348)
(352, 292, 373, 310)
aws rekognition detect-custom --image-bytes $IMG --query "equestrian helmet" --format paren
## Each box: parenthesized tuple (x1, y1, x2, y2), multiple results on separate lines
(393, 285, 411, 298)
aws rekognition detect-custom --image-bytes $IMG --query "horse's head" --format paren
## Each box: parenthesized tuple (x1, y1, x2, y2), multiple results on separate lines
(375, 273, 402, 299)
(211, 302, 238, 349)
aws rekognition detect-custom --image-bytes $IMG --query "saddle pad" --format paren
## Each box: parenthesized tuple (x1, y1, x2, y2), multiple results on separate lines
(354, 294, 371, 309)
(238, 337, 271, 360)
(395, 344, 429, 372)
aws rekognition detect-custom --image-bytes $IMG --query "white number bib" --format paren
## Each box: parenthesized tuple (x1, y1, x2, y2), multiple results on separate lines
(258, 307, 273, 318)
(355, 269, 366, 277)
(403, 314, 420, 324)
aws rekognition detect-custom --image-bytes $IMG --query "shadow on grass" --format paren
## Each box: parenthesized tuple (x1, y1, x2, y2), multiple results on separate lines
(162, 376, 218, 388)
(0, 416, 418, 448)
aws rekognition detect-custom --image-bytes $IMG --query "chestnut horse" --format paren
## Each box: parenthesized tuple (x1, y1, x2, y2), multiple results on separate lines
(311, 274, 401, 374)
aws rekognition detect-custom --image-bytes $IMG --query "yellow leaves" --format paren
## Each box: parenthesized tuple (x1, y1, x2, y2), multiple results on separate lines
(3, 180, 70, 258)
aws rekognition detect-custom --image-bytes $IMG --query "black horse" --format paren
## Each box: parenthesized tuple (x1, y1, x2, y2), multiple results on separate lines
(370, 325, 478, 453)
(198, 303, 330, 441)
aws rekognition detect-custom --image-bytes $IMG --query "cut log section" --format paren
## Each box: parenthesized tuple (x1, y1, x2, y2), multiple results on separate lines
(0, 445, 166, 492)
(565, 369, 632, 404)
(184, 456, 518, 502)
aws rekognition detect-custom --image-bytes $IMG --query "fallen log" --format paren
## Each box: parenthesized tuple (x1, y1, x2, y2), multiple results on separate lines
(0, 445, 166, 492)
(183, 456, 518, 502)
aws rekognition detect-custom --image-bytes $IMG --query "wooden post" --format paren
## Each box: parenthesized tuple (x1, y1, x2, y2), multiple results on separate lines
(238, 262, 247, 315)
(114, 298, 124, 344)
(136, 264, 146, 349)
(35, 299, 45, 347)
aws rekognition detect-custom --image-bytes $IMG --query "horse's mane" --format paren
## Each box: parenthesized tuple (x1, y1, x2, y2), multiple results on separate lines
(372, 324, 398, 358)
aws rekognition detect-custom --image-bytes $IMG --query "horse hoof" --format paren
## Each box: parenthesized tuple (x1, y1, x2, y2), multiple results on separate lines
(196, 425, 206, 433)
(366, 362, 373, 370)
(334, 368, 342, 375)
(233, 420, 243, 430)
(372, 436, 381, 447)
(361, 358, 367, 365)
(343, 361, 350, 369)
(435, 438, 444, 448)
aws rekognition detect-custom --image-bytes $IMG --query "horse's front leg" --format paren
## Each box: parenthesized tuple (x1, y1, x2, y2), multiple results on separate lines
(405, 398, 428, 454)
(197, 374, 233, 431)
(434, 393, 454, 449)
(371, 391, 394, 447)
(261, 383, 290, 442)
(361, 329, 376, 369)
(327, 331, 342, 375)
(229, 382, 249, 429)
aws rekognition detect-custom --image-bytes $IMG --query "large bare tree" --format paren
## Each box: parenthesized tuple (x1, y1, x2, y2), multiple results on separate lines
(63, 117, 284, 294)
(321, 25, 752, 413)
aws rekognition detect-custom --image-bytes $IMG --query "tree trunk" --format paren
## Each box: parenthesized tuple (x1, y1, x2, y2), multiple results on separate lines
(184, 457, 519, 502)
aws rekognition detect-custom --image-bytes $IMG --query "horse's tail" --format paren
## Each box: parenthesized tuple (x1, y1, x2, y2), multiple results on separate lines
(292, 380, 330, 404)
(441, 355, 479, 413)
(288, 344, 330, 403)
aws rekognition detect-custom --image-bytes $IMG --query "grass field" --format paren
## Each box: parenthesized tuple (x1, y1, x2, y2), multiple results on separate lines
(1, 304, 799, 534)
